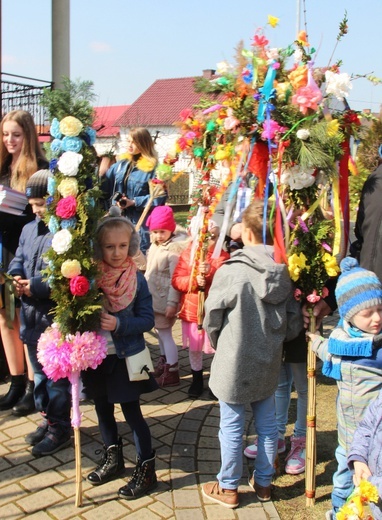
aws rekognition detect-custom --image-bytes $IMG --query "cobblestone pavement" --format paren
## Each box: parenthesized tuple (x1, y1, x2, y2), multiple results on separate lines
(0, 319, 281, 520)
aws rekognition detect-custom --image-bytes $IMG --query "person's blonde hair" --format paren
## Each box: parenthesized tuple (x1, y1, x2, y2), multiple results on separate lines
(242, 199, 274, 245)
(129, 127, 158, 167)
(95, 216, 140, 258)
(0, 110, 46, 191)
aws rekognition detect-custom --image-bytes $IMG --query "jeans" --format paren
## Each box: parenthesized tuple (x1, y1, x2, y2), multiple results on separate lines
(27, 344, 71, 428)
(332, 444, 354, 513)
(275, 361, 307, 438)
(218, 395, 278, 489)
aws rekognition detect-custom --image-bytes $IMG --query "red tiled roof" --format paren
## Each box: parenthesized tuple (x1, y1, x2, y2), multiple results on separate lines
(116, 76, 220, 127)
(93, 105, 130, 137)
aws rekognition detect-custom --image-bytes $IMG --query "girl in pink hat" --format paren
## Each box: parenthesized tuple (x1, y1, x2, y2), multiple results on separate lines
(145, 206, 188, 387)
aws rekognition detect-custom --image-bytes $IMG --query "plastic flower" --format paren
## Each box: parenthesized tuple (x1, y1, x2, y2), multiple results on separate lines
(288, 252, 308, 281)
(61, 259, 81, 279)
(57, 178, 79, 198)
(322, 253, 340, 277)
(56, 196, 77, 219)
(59, 116, 83, 137)
(69, 275, 90, 297)
(325, 70, 352, 100)
(50, 118, 62, 139)
(52, 229, 72, 254)
(57, 151, 83, 176)
(267, 15, 279, 28)
(62, 136, 83, 153)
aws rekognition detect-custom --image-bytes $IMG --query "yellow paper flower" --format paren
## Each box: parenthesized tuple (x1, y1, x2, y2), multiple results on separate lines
(359, 479, 379, 503)
(288, 65, 308, 90)
(59, 116, 83, 137)
(268, 15, 279, 28)
(327, 119, 340, 137)
(288, 252, 308, 281)
(57, 178, 79, 198)
(322, 253, 340, 277)
(275, 82, 291, 102)
(61, 259, 82, 279)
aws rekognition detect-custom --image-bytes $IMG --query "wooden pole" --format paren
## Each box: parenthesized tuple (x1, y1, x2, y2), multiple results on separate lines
(305, 309, 317, 506)
(74, 428, 82, 507)
(197, 245, 207, 332)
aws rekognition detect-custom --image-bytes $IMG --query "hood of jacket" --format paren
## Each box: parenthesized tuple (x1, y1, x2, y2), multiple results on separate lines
(225, 244, 292, 305)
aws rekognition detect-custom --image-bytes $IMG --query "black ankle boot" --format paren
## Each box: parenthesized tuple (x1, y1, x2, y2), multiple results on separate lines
(12, 380, 35, 416)
(87, 437, 125, 485)
(118, 451, 157, 500)
(188, 370, 204, 398)
(0, 375, 25, 411)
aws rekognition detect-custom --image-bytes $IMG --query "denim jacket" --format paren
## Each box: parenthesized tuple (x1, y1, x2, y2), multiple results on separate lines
(110, 271, 154, 358)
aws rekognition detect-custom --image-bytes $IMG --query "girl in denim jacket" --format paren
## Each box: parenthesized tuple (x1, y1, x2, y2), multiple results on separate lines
(83, 216, 158, 500)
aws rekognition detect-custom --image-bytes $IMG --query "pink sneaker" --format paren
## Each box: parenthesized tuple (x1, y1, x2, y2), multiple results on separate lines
(244, 437, 286, 459)
(285, 436, 306, 474)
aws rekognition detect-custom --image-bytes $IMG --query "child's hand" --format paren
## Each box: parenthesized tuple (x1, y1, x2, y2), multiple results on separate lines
(196, 274, 206, 288)
(302, 299, 332, 329)
(198, 261, 211, 276)
(353, 461, 372, 486)
(165, 305, 177, 319)
(100, 311, 117, 331)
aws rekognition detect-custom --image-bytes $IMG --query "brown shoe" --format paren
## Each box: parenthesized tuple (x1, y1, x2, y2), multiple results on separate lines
(202, 481, 239, 509)
(155, 363, 180, 387)
(248, 476, 272, 502)
(152, 355, 166, 378)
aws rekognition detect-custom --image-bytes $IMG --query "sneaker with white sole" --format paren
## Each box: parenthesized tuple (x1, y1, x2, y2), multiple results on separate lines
(244, 437, 286, 459)
(285, 435, 306, 474)
(325, 510, 334, 520)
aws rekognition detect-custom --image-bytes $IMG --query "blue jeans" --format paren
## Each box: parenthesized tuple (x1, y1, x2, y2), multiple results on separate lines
(332, 444, 354, 513)
(27, 344, 71, 428)
(275, 361, 307, 438)
(218, 395, 278, 489)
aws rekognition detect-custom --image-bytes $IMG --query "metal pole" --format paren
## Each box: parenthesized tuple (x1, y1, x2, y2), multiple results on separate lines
(52, 0, 70, 89)
(296, 0, 301, 36)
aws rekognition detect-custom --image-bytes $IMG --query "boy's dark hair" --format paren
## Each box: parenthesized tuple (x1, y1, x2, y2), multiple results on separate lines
(242, 199, 274, 244)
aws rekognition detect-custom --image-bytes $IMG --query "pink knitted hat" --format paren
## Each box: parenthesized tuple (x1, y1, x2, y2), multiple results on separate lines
(146, 206, 176, 232)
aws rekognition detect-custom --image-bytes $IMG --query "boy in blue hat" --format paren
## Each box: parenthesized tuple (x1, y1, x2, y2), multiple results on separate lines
(308, 256, 382, 519)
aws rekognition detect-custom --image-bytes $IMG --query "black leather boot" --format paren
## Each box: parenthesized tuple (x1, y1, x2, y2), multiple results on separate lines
(0, 375, 25, 411)
(12, 380, 35, 416)
(87, 437, 125, 485)
(118, 451, 157, 500)
(188, 369, 204, 398)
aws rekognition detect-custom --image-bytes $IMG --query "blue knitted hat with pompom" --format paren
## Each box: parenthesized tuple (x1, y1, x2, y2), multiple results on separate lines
(335, 257, 382, 322)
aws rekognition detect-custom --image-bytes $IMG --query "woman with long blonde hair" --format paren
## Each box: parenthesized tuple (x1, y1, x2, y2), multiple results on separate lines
(0, 110, 48, 415)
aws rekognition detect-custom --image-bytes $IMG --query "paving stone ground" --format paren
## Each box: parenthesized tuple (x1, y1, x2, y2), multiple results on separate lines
(0, 319, 283, 519)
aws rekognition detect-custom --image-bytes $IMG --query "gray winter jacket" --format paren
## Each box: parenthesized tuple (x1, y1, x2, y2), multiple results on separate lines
(204, 244, 303, 404)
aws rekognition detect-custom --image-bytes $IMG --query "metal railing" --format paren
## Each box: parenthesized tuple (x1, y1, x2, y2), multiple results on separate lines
(1, 73, 53, 133)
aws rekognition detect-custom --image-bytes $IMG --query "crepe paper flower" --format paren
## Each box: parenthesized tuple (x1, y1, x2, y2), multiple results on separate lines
(59, 116, 83, 137)
(179, 108, 193, 121)
(156, 163, 174, 181)
(185, 131, 197, 140)
(266, 47, 280, 61)
(292, 66, 323, 114)
(57, 151, 83, 177)
(52, 228, 72, 254)
(252, 33, 269, 47)
(48, 216, 60, 234)
(307, 290, 321, 303)
(85, 126, 97, 146)
(294, 288, 303, 301)
(37, 325, 72, 381)
(281, 167, 316, 189)
(61, 217, 77, 230)
(298, 216, 310, 233)
(336, 480, 379, 519)
(325, 70, 352, 100)
(56, 196, 77, 219)
(288, 252, 308, 282)
(268, 15, 279, 28)
(275, 82, 291, 102)
(261, 119, 286, 140)
(206, 120, 217, 132)
(69, 275, 90, 297)
(202, 104, 223, 115)
(62, 136, 83, 153)
(47, 176, 57, 196)
(296, 128, 311, 140)
(322, 287, 329, 298)
(294, 48, 304, 64)
(68, 331, 107, 372)
(61, 259, 81, 279)
(327, 119, 340, 137)
(57, 177, 79, 198)
(193, 147, 205, 158)
(224, 108, 241, 130)
(50, 118, 62, 139)
(322, 242, 332, 252)
(288, 65, 308, 90)
(242, 64, 254, 85)
(49, 158, 58, 171)
(216, 61, 234, 75)
(297, 30, 309, 47)
(51, 139, 63, 154)
(322, 253, 340, 277)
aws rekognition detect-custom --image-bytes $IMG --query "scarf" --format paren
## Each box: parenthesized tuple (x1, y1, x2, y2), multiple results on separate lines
(118, 153, 156, 172)
(323, 319, 382, 380)
(99, 257, 137, 312)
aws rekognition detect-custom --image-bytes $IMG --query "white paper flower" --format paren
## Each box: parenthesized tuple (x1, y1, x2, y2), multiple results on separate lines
(57, 151, 83, 177)
(296, 128, 311, 140)
(325, 70, 352, 100)
(216, 61, 234, 75)
(52, 229, 73, 254)
(281, 166, 316, 190)
(266, 47, 279, 62)
(293, 48, 303, 63)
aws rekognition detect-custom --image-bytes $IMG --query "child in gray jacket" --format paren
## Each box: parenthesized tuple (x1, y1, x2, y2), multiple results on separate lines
(202, 199, 302, 509)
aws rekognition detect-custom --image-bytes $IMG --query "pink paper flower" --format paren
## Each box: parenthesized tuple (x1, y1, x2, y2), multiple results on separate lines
(306, 290, 321, 303)
(37, 325, 72, 381)
(69, 275, 90, 296)
(294, 288, 303, 301)
(56, 196, 77, 219)
(292, 67, 323, 114)
(69, 331, 107, 372)
(261, 119, 286, 140)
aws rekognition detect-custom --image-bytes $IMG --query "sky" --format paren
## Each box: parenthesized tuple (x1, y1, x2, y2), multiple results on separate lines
(2, 0, 382, 113)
